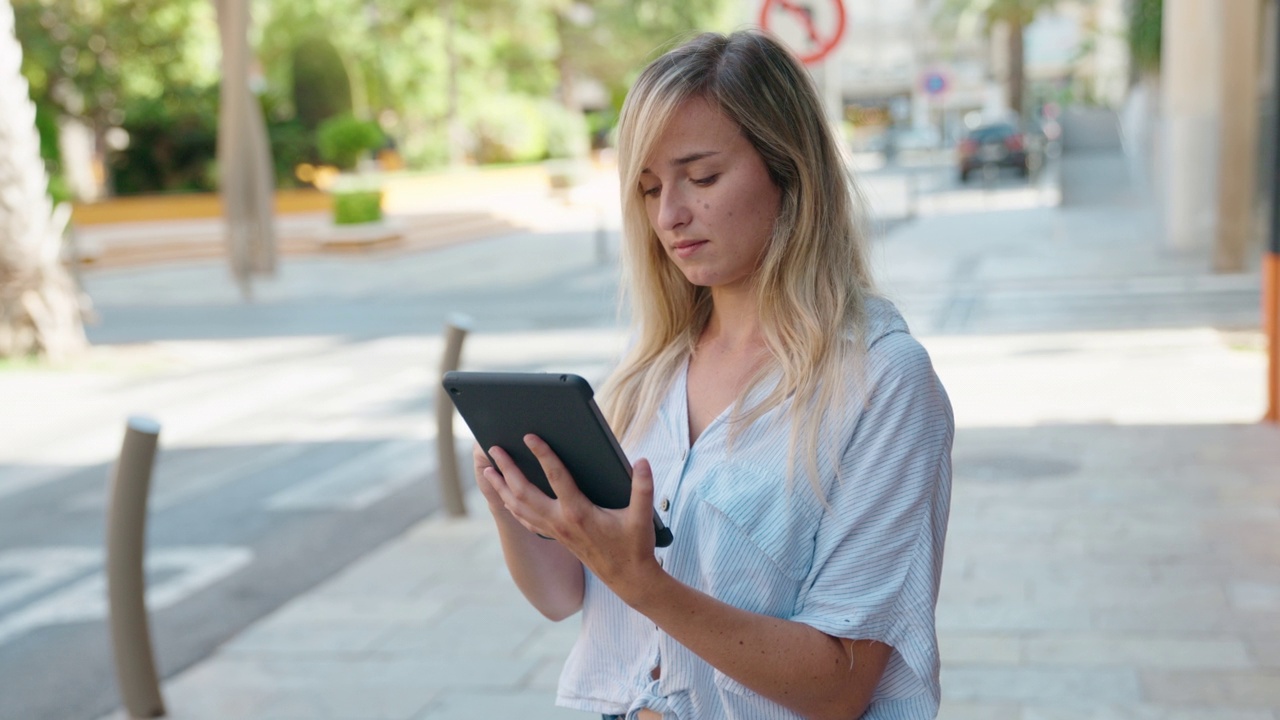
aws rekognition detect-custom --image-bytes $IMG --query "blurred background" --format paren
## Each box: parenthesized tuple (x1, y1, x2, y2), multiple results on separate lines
(2, 0, 1278, 719)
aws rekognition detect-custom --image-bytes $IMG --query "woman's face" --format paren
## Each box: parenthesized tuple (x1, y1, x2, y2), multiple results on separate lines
(639, 96, 782, 293)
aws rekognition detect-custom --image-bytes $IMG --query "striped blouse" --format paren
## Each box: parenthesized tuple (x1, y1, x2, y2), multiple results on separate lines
(556, 297, 954, 719)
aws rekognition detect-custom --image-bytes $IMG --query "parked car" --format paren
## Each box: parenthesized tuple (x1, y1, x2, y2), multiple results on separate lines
(957, 122, 1036, 182)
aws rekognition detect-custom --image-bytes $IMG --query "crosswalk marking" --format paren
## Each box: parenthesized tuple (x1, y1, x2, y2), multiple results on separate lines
(0, 546, 252, 648)
(265, 439, 435, 511)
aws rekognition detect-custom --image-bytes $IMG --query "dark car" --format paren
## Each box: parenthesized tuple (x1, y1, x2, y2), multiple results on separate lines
(957, 123, 1035, 182)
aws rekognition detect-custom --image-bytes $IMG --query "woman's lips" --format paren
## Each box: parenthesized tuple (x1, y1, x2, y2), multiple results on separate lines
(672, 240, 708, 258)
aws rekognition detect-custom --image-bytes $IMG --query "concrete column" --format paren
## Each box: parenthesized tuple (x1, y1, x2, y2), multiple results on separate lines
(1214, 0, 1265, 272)
(1160, 0, 1222, 253)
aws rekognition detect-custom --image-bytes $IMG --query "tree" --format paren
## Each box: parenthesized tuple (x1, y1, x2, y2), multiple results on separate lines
(0, 0, 87, 360)
(938, 0, 1062, 118)
(551, 0, 729, 112)
(12, 0, 215, 197)
(1127, 0, 1161, 79)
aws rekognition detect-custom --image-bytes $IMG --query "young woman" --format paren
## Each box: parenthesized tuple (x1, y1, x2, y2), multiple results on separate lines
(473, 30, 953, 720)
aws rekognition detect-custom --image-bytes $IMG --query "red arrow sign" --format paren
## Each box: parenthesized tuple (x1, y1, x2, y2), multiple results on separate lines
(759, 0, 847, 65)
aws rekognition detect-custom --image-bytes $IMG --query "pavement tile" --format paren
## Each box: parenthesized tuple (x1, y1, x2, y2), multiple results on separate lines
(1231, 581, 1280, 610)
(938, 577, 1029, 605)
(222, 616, 413, 657)
(940, 666, 1142, 705)
(1026, 580, 1231, 611)
(1089, 606, 1237, 634)
(367, 582, 553, 653)
(937, 602, 1094, 633)
(1021, 633, 1253, 669)
(1244, 632, 1280, 668)
(515, 620, 582, 661)
(936, 700, 1022, 719)
(414, 690, 583, 719)
(1021, 706, 1278, 720)
(938, 633, 1022, 665)
(523, 655, 570, 691)
(1140, 669, 1280, 706)
(151, 657, 444, 720)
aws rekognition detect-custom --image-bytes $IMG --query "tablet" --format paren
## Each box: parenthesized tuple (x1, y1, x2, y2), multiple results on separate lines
(442, 371, 673, 547)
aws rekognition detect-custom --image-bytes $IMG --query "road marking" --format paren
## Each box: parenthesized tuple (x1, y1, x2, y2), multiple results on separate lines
(0, 548, 100, 609)
(0, 546, 252, 647)
(264, 439, 435, 511)
(0, 466, 86, 505)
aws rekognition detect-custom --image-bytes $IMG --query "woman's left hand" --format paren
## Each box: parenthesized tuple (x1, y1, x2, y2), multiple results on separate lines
(483, 434, 662, 600)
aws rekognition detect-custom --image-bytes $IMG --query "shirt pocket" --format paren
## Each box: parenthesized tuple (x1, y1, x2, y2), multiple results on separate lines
(693, 462, 821, 583)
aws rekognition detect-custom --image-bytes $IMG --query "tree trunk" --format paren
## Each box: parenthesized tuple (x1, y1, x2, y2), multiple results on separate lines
(215, 0, 277, 299)
(443, 0, 465, 167)
(0, 0, 88, 361)
(555, 11, 580, 114)
(1008, 15, 1025, 119)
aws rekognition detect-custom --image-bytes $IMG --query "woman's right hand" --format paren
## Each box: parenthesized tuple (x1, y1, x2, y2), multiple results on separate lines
(471, 441, 586, 620)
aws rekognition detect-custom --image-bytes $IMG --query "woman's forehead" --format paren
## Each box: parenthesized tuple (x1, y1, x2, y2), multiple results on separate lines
(643, 97, 743, 167)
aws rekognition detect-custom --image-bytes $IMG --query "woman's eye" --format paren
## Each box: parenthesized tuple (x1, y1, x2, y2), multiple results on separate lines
(641, 185, 661, 198)
(692, 174, 720, 187)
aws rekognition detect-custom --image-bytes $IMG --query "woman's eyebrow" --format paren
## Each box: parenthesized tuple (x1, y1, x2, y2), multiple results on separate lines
(640, 150, 720, 174)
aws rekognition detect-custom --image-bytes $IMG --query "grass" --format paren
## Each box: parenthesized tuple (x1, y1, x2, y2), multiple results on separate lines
(0, 354, 51, 372)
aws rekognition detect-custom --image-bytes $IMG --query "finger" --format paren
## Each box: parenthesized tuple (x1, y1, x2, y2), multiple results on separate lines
(630, 458, 657, 537)
(488, 445, 555, 511)
(523, 434, 586, 504)
(472, 442, 492, 469)
(481, 466, 514, 505)
(481, 466, 547, 532)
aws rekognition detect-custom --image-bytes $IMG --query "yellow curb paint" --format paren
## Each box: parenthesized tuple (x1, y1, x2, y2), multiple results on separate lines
(71, 189, 331, 225)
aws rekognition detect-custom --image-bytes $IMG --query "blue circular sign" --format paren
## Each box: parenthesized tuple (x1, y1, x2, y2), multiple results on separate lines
(923, 72, 947, 96)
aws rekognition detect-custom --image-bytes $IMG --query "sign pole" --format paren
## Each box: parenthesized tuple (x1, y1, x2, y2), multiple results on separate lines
(1266, 0, 1280, 422)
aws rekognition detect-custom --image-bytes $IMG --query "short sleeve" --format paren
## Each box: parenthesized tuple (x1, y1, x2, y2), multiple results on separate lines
(790, 330, 953, 702)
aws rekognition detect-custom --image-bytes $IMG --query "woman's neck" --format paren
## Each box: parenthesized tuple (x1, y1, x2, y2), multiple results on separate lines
(701, 287, 764, 354)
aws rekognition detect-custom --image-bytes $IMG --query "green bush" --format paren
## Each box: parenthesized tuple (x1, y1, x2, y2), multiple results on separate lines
(110, 88, 219, 195)
(46, 173, 72, 205)
(542, 101, 589, 160)
(333, 189, 383, 224)
(471, 95, 547, 164)
(291, 36, 353, 131)
(317, 114, 385, 171)
(1128, 0, 1163, 75)
(267, 118, 314, 187)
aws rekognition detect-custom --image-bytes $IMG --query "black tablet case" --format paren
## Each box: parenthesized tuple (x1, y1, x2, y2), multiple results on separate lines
(442, 371, 673, 546)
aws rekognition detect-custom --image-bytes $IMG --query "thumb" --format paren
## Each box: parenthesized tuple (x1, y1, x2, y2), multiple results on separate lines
(630, 459, 655, 519)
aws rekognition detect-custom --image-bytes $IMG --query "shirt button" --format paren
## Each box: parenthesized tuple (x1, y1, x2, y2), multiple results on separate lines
(660, 498, 670, 512)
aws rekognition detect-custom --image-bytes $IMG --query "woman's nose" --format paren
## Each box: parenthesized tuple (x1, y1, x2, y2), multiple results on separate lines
(656, 187, 692, 231)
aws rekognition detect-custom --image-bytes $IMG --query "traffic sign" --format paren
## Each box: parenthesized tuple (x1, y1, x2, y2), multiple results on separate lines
(921, 70, 949, 96)
(759, 0, 847, 66)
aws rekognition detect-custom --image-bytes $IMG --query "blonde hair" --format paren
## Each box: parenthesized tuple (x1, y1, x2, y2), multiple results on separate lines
(601, 30, 876, 492)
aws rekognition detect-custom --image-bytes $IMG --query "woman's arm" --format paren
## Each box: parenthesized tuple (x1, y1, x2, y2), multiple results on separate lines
(629, 572, 891, 720)
(472, 443, 584, 621)
(486, 437, 892, 720)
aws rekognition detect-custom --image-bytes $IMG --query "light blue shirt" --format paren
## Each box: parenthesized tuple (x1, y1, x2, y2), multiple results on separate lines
(556, 298, 954, 719)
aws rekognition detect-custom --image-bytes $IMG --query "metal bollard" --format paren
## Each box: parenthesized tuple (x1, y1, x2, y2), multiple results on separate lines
(435, 315, 472, 517)
(105, 416, 166, 719)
